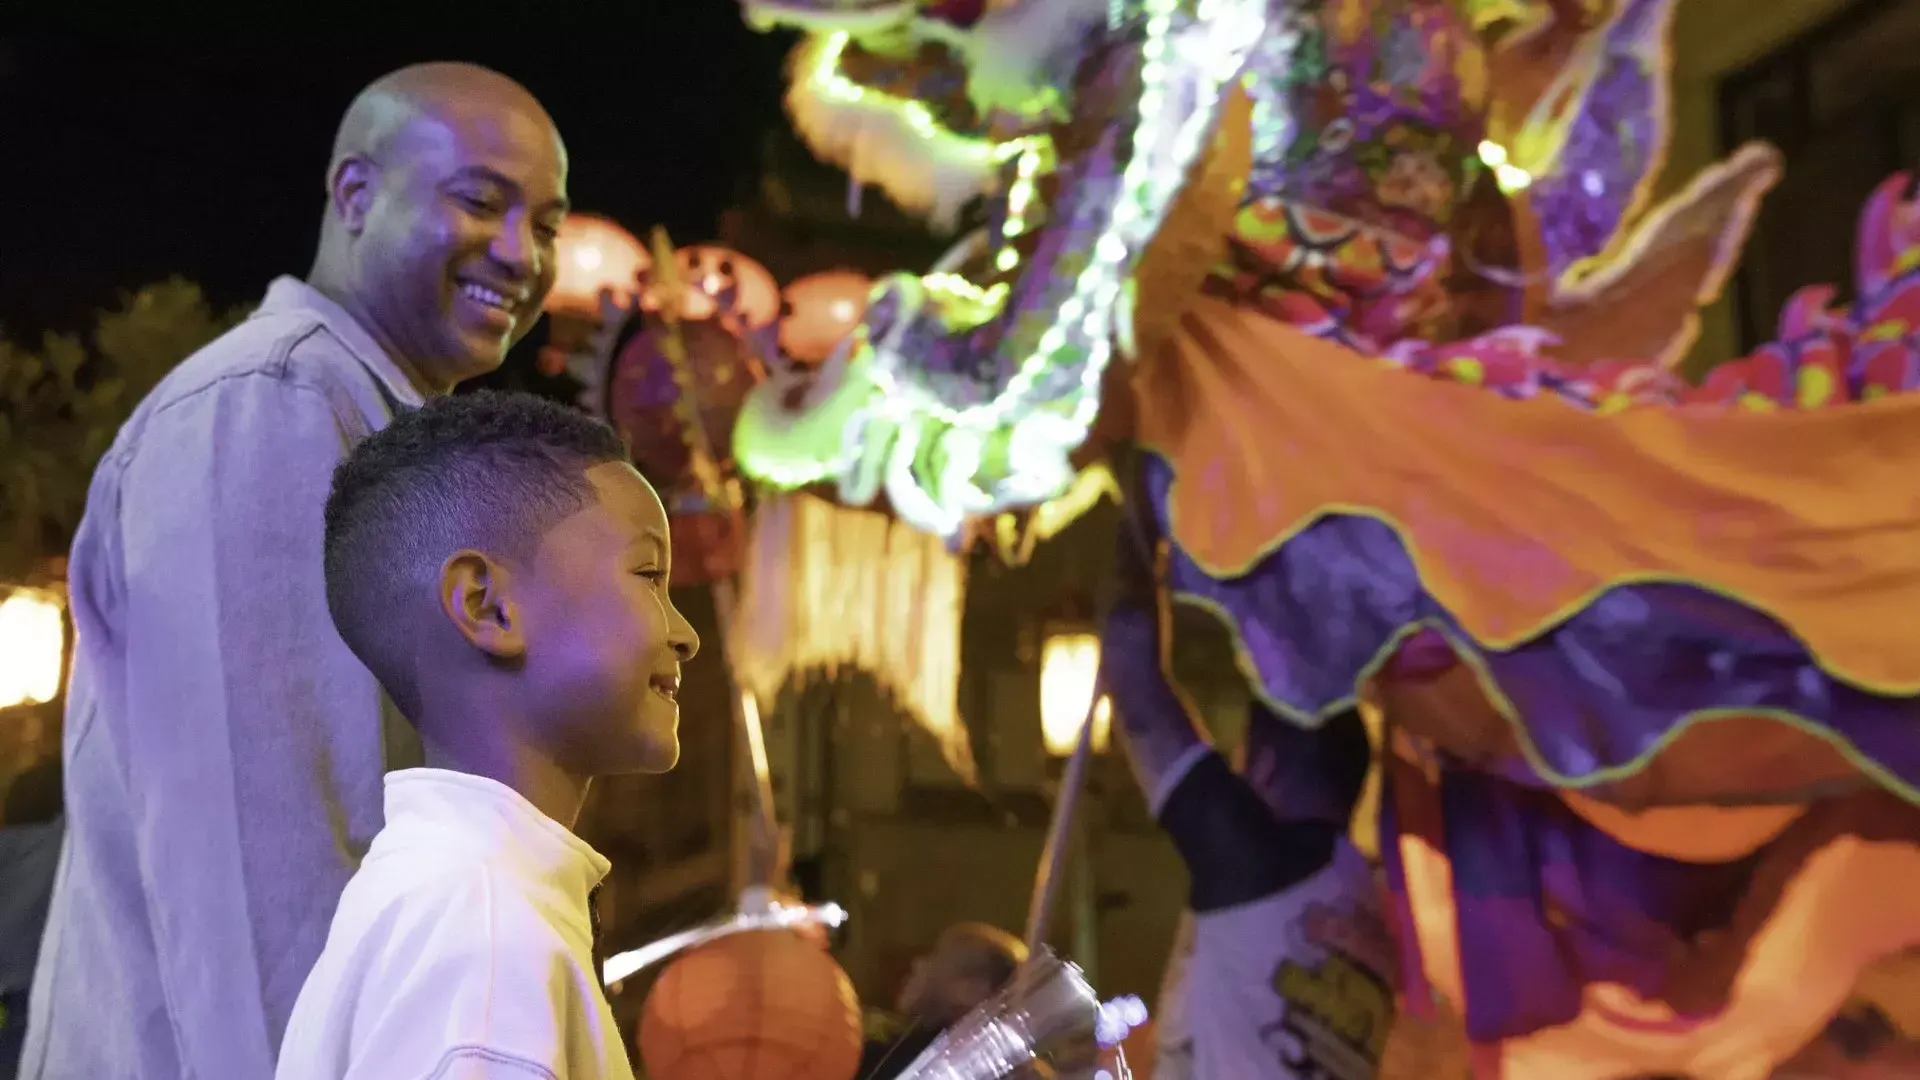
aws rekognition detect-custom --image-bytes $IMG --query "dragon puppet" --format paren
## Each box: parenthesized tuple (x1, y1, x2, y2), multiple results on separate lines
(727, 0, 1920, 1074)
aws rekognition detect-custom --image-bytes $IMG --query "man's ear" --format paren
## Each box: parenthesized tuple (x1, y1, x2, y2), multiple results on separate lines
(328, 155, 379, 236)
(439, 550, 525, 660)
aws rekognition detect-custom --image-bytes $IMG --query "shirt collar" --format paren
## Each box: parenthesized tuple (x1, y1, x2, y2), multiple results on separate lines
(378, 768, 609, 933)
(256, 276, 428, 409)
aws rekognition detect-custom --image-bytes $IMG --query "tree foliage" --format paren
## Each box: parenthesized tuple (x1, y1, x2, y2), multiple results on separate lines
(0, 278, 248, 583)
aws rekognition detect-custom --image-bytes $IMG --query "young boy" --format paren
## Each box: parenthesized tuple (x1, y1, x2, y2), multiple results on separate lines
(276, 391, 699, 1080)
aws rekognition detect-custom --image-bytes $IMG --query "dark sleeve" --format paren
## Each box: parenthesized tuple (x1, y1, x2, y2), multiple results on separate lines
(1157, 751, 1341, 913)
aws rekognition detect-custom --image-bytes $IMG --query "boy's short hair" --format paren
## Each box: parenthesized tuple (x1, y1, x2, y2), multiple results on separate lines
(322, 391, 630, 718)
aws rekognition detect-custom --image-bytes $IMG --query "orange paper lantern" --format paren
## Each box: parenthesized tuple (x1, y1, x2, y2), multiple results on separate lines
(547, 214, 650, 316)
(779, 270, 871, 364)
(639, 929, 863, 1080)
(658, 246, 781, 329)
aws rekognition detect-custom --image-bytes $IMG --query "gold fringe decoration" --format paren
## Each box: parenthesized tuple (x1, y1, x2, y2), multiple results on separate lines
(730, 492, 976, 783)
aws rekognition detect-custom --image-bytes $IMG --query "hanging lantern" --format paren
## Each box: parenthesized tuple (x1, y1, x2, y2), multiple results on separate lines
(659, 246, 781, 329)
(547, 214, 651, 316)
(604, 313, 764, 495)
(638, 929, 863, 1080)
(778, 270, 872, 364)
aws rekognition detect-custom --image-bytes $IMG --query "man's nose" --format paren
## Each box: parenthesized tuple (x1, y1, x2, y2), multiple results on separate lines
(489, 212, 541, 278)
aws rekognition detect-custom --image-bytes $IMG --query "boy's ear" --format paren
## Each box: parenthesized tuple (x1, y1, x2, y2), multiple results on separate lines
(440, 550, 526, 660)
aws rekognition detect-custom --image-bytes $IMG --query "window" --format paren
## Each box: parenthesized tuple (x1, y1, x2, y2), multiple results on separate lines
(1720, 0, 1920, 352)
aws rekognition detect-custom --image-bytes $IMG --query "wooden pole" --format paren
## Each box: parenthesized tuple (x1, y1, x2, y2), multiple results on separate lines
(645, 228, 781, 891)
(1023, 668, 1107, 956)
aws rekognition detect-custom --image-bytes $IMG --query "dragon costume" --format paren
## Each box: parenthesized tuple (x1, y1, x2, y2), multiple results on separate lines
(729, 0, 1920, 1073)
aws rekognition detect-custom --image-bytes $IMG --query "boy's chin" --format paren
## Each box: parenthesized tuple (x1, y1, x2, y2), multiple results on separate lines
(610, 713, 680, 774)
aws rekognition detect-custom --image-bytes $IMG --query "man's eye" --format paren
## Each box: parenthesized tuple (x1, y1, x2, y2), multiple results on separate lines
(456, 193, 502, 216)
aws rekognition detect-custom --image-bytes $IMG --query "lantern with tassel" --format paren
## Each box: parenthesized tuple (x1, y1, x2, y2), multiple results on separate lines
(637, 929, 863, 1080)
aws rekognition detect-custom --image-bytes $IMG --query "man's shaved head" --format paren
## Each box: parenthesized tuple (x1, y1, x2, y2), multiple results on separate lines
(311, 62, 568, 395)
(328, 63, 559, 170)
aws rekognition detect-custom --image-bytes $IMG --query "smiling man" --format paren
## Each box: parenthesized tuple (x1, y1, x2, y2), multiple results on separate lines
(23, 63, 567, 1080)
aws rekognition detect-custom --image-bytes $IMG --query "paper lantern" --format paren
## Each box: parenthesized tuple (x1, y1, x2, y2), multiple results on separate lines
(547, 214, 650, 316)
(667, 511, 745, 588)
(638, 929, 862, 1080)
(604, 314, 764, 493)
(779, 270, 871, 363)
(659, 246, 781, 330)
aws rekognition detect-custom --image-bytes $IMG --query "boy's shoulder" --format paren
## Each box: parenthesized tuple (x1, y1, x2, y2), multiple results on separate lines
(292, 860, 597, 1071)
(331, 857, 587, 996)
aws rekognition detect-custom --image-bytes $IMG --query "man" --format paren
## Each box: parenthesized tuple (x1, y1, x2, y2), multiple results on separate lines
(861, 922, 1027, 1079)
(24, 62, 567, 1080)
(1105, 504, 1395, 1079)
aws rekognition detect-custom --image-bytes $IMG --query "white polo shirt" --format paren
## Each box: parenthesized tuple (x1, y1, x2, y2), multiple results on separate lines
(276, 769, 633, 1080)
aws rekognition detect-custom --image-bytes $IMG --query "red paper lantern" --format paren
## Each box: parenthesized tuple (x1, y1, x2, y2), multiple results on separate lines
(658, 246, 781, 330)
(639, 930, 863, 1080)
(779, 270, 872, 364)
(604, 315, 763, 493)
(1105, 1017, 1157, 1079)
(547, 214, 650, 316)
(667, 511, 744, 588)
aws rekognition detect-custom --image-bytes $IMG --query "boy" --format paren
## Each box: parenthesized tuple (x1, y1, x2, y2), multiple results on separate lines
(276, 391, 698, 1080)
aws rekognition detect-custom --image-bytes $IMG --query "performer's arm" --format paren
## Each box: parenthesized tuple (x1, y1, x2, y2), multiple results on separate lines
(1105, 511, 1212, 813)
(1105, 510, 1339, 912)
(114, 374, 388, 1073)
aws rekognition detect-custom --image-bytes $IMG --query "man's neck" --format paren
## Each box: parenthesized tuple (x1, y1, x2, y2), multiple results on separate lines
(303, 266, 451, 399)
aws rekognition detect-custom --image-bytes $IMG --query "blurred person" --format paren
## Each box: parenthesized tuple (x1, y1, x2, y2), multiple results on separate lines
(861, 922, 1028, 1079)
(0, 756, 62, 1080)
(24, 62, 568, 1080)
(276, 392, 699, 1080)
(1105, 494, 1394, 1079)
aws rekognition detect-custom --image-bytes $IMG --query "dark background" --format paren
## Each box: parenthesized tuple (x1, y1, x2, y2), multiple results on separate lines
(0, 16, 792, 338)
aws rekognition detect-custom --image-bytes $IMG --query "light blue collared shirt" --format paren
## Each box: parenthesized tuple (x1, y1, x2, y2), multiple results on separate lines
(24, 278, 425, 1080)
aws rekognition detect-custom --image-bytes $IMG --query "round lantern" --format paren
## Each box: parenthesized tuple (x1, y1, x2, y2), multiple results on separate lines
(779, 270, 872, 364)
(638, 929, 863, 1080)
(547, 214, 650, 316)
(604, 313, 764, 494)
(657, 246, 781, 329)
(667, 510, 745, 588)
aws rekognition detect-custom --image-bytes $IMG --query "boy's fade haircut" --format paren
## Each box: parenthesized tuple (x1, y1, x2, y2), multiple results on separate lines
(322, 390, 632, 718)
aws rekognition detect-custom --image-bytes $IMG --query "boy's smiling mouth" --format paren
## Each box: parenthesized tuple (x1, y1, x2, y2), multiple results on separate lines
(648, 672, 680, 703)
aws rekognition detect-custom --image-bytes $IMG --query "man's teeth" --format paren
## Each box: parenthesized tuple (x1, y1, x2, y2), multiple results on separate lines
(460, 283, 512, 311)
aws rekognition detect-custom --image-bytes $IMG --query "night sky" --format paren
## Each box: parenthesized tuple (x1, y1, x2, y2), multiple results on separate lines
(0, 18, 793, 338)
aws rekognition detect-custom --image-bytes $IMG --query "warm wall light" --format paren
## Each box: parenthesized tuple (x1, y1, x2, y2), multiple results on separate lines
(0, 587, 65, 708)
(1040, 631, 1109, 757)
